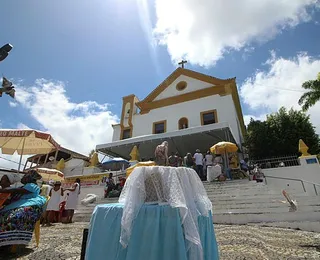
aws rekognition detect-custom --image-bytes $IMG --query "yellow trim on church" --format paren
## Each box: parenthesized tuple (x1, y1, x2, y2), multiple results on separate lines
(200, 109, 218, 125)
(122, 68, 246, 136)
(152, 120, 167, 134)
(120, 95, 136, 140)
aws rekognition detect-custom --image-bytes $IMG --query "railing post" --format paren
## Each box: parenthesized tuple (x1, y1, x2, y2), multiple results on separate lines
(314, 184, 318, 196)
(301, 181, 306, 192)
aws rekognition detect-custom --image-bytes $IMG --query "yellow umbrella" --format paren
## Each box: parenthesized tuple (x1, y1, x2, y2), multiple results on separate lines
(36, 167, 64, 182)
(210, 141, 238, 154)
(126, 161, 155, 178)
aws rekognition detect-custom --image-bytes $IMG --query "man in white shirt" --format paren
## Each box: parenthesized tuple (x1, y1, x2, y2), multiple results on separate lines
(193, 149, 204, 180)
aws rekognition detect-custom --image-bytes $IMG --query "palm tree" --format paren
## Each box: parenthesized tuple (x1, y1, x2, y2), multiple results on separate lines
(298, 73, 320, 111)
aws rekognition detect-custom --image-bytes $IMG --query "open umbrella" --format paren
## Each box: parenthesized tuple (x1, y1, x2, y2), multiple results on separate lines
(210, 141, 238, 154)
(210, 141, 238, 175)
(102, 158, 130, 171)
(36, 167, 64, 182)
(0, 129, 60, 172)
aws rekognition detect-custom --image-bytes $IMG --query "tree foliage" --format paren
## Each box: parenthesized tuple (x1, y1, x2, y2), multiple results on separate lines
(298, 72, 320, 111)
(245, 107, 320, 159)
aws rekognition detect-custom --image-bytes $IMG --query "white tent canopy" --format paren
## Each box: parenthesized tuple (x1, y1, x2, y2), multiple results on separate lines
(97, 122, 240, 160)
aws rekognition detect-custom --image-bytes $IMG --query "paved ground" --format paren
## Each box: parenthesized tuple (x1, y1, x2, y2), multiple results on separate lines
(2, 223, 320, 260)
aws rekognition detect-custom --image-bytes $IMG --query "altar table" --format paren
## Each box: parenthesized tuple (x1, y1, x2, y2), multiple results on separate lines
(85, 203, 219, 260)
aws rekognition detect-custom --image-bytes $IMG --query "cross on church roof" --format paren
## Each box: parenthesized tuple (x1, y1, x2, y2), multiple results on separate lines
(178, 60, 187, 69)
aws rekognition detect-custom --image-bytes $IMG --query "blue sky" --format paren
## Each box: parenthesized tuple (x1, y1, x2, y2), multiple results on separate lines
(0, 0, 320, 169)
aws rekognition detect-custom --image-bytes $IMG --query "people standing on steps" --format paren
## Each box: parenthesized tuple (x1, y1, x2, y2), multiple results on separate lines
(193, 149, 204, 180)
(184, 153, 194, 168)
(64, 178, 81, 223)
(154, 141, 169, 166)
(168, 152, 179, 167)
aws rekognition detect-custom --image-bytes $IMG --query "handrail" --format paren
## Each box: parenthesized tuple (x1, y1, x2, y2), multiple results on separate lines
(264, 175, 320, 195)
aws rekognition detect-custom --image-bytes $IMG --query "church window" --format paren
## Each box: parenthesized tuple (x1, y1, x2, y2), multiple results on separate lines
(178, 117, 189, 130)
(200, 110, 218, 125)
(153, 120, 167, 134)
(176, 81, 187, 91)
(122, 128, 131, 140)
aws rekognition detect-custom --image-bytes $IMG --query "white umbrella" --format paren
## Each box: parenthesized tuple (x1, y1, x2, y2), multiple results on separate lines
(0, 129, 60, 171)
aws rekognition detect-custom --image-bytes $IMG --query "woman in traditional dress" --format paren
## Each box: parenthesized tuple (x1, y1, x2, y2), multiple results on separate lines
(0, 170, 46, 248)
(64, 178, 81, 223)
(44, 181, 64, 225)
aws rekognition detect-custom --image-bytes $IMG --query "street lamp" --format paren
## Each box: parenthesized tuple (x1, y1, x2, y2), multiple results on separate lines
(0, 43, 13, 62)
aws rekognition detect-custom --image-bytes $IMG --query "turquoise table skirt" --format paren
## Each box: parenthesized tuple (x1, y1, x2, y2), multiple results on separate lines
(85, 203, 219, 260)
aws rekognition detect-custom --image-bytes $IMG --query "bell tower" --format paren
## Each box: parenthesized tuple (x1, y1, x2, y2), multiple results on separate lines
(120, 94, 139, 140)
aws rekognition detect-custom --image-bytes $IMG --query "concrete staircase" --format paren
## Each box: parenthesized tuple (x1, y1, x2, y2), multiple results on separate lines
(74, 180, 320, 232)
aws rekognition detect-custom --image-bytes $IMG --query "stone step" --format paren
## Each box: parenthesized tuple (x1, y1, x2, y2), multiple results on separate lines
(203, 181, 262, 186)
(76, 198, 320, 211)
(204, 185, 267, 191)
(74, 179, 320, 232)
(213, 211, 320, 225)
(213, 205, 320, 214)
(208, 192, 316, 201)
(74, 209, 320, 224)
(213, 201, 320, 209)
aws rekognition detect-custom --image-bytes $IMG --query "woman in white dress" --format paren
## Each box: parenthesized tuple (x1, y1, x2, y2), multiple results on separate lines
(64, 178, 81, 223)
(44, 181, 63, 226)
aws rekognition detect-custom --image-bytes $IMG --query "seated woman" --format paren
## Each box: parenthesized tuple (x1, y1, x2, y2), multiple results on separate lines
(0, 173, 20, 189)
(0, 170, 46, 248)
(104, 173, 117, 198)
(0, 174, 21, 210)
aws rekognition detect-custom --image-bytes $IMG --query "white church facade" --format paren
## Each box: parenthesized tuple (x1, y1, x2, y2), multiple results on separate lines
(97, 68, 246, 159)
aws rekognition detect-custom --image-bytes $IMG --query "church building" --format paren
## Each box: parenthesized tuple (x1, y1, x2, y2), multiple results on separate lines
(96, 66, 246, 160)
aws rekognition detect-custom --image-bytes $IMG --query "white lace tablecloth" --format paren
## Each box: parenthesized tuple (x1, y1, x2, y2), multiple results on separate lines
(119, 166, 212, 260)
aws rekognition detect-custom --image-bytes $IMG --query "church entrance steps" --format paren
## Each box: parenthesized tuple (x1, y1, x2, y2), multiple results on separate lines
(214, 212, 320, 225)
(73, 179, 320, 231)
(213, 206, 320, 215)
(213, 200, 320, 210)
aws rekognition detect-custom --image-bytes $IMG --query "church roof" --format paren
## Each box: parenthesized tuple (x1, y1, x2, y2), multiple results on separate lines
(133, 68, 245, 135)
(137, 67, 236, 104)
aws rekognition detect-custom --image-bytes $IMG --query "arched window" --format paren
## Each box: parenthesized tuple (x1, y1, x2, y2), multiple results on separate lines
(178, 117, 189, 130)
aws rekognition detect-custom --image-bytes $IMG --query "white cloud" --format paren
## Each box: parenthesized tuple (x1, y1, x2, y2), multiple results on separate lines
(1, 79, 119, 170)
(243, 114, 267, 126)
(136, 0, 161, 75)
(153, 0, 319, 66)
(240, 52, 320, 132)
(8, 101, 18, 107)
(16, 123, 31, 129)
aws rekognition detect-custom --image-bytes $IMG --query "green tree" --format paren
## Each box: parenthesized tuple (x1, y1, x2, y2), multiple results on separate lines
(245, 107, 320, 159)
(298, 72, 320, 111)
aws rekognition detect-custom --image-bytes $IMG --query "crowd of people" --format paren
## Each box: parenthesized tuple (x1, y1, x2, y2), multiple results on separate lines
(154, 141, 251, 181)
(0, 171, 81, 252)
(104, 173, 126, 198)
